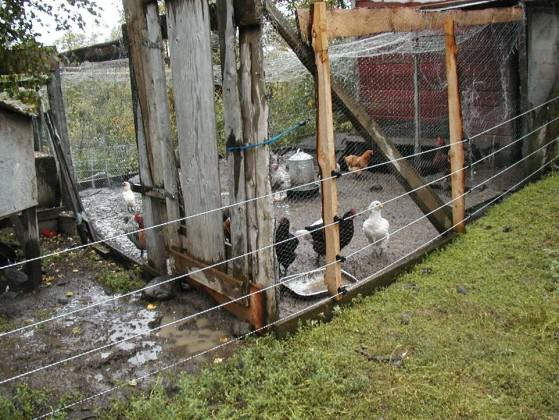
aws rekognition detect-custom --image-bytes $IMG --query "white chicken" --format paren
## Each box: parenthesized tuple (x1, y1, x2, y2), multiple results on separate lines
(270, 154, 291, 191)
(122, 181, 136, 213)
(362, 200, 389, 257)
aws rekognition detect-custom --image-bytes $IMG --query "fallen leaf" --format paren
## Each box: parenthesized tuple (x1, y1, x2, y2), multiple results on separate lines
(146, 303, 157, 311)
(72, 269, 79, 273)
(213, 357, 223, 364)
(66, 291, 74, 297)
(219, 337, 229, 343)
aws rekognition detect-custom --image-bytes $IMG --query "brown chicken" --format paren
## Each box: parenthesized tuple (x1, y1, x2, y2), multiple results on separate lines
(344, 149, 374, 176)
(124, 212, 146, 257)
(432, 136, 450, 174)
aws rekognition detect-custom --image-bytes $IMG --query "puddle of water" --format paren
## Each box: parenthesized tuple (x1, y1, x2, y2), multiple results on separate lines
(158, 315, 230, 356)
(127, 343, 162, 367)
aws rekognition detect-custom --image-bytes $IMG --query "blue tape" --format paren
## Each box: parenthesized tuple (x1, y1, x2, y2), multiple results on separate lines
(227, 120, 308, 152)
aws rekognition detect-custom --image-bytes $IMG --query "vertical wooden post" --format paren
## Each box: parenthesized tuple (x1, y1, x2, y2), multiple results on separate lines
(20, 207, 41, 288)
(413, 51, 421, 167)
(311, 1, 342, 297)
(123, 0, 180, 271)
(166, 0, 225, 264)
(217, 0, 249, 280)
(47, 66, 74, 209)
(239, 20, 277, 323)
(444, 18, 466, 233)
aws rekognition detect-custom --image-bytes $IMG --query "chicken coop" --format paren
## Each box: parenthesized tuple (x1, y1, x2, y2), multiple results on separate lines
(47, 0, 558, 332)
(0, 98, 42, 288)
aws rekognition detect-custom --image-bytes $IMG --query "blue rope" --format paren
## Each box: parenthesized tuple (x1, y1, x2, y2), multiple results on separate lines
(227, 120, 308, 152)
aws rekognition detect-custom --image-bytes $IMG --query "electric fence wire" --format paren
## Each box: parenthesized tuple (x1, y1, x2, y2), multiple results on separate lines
(34, 151, 558, 420)
(4, 135, 557, 388)
(2, 94, 558, 273)
(1, 115, 557, 341)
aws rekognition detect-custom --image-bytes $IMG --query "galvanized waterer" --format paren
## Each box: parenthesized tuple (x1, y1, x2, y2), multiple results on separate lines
(287, 149, 320, 198)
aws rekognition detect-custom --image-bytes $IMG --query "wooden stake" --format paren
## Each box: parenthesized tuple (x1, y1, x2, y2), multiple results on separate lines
(444, 18, 466, 234)
(311, 2, 342, 297)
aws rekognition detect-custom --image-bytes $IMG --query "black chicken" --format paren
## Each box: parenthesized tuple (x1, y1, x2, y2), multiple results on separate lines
(275, 217, 299, 277)
(300, 209, 357, 264)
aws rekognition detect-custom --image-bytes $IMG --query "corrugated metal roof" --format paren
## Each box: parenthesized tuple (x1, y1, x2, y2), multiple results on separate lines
(418, 0, 518, 11)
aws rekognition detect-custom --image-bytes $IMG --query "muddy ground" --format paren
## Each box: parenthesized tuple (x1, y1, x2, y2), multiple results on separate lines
(0, 235, 240, 415)
(0, 155, 511, 415)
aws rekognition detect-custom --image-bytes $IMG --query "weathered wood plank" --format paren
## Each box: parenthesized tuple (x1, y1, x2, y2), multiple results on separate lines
(47, 67, 74, 210)
(20, 207, 41, 288)
(239, 24, 278, 323)
(166, 0, 225, 264)
(45, 112, 97, 244)
(217, 0, 249, 281)
(297, 6, 524, 43)
(444, 18, 465, 233)
(145, 5, 182, 251)
(311, 2, 342, 298)
(123, 0, 170, 271)
(264, 0, 453, 233)
(169, 247, 248, 305)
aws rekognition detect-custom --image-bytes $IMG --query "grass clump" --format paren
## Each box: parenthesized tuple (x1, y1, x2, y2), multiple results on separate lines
(96, 265, 144, 293)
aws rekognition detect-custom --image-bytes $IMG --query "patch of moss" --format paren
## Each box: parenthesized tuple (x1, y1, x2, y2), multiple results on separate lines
(96, 265, 144, 293)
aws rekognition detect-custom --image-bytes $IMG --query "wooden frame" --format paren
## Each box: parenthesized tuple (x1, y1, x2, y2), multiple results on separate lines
(311, 2, 342, 297)
(264, 0, 453, 233)
(297, 6, 523, 43)
(444, 18, 466, 233)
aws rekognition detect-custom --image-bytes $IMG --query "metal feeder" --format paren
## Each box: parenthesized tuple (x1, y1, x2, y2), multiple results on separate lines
(286, 149, 320, 199)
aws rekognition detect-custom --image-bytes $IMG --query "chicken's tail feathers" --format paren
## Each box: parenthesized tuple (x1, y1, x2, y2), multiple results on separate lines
(295, 229, 310, 240)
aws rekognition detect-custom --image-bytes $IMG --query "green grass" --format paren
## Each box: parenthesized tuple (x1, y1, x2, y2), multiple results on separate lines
(96, 265, 144, 293)
(105, 173, 559, 419)
(3, 174, 558, 419)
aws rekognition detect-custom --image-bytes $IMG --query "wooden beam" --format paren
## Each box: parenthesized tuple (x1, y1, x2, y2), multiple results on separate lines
(263, 0, 452, 233)
(47, 67, 74, 210)
(123, 0, 173, 272)
(169, 247, 247, 305)
(45, 112, 97, 244)
(239, 23, 278, 323)
(170, 247, 267, 330)
(166, 0, 225, 264)
(311, 2, 342, 298)
(444, 18, 466, 234)
(217, 0, 249, 282)
(297, 6, 524, 43)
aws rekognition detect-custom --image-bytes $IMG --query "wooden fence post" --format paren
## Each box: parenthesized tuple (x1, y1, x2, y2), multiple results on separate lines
(238, 11, 277, 323)
(123, 0, 180, 272)
(311, 2, 342, 297)
(444, 18, 466, 233)
(217, 0, 249, 281)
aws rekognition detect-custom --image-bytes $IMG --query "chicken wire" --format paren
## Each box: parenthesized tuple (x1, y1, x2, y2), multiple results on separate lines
(261, 9, 525, 312)
(55, 10, 525, 317)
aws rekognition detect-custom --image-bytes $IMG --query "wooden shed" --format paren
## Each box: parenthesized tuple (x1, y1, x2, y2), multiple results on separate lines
(0, 96, 42, 287)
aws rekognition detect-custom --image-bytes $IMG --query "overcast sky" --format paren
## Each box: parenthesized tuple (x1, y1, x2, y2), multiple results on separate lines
(35, 0, 123, 47)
